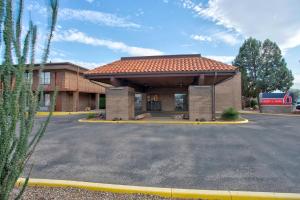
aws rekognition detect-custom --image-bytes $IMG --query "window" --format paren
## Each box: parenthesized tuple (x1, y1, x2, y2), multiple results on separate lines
(40, 72, 51, 85)
(44, 93, 51, 107)
(175, 94, 188, 111)
(40, 93, 51, 107)
(24, 72, 33, 83)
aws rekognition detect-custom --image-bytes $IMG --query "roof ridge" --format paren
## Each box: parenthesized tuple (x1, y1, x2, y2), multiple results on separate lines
(121, 54, 201, 60)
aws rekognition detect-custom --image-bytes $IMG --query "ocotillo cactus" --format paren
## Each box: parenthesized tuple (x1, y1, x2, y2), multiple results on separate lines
(0, 0, 58, 199)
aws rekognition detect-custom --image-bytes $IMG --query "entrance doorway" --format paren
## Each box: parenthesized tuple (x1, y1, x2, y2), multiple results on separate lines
(175, 94, 188, 111)
(147, 94, 161, 111)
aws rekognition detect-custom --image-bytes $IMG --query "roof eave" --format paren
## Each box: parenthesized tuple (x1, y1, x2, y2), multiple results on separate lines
(85, 70, 238, 79)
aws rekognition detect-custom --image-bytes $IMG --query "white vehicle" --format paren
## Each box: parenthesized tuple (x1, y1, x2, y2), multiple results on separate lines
(296, 100, 300, 110)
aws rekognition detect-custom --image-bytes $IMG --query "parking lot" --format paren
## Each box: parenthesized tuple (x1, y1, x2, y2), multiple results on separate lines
(26, 114, 300, 193)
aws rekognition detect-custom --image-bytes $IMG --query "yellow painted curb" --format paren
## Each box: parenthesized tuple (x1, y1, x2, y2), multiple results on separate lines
(78, 118, 249, 125)
(16, 178, 171, 198)
(37, 111, 95, 117)
(16, 178, 300, 200)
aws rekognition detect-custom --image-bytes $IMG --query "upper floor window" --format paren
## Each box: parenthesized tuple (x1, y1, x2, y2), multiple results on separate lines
(40, 72, 51, 85)
(24, 72, 33, 83)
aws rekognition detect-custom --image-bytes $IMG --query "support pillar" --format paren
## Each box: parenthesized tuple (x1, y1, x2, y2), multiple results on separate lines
(141, 93, 147, 112)
(188, 86, 213, 121)
(106, 87, 135, 120)
(72, 91, 79, 112)
(95, 93, 100, 110)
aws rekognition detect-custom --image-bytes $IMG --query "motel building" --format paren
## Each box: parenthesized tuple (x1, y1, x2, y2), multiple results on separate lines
(85, 54, 242, 121)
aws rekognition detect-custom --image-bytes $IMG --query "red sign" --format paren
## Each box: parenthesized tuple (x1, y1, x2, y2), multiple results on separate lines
(261, 99, 284, 105)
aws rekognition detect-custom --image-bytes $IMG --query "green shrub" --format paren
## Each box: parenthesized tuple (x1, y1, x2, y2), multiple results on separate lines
(250, 99, 258, 108)
(87, 113, 97, 119)
(221, 107, 240, 121)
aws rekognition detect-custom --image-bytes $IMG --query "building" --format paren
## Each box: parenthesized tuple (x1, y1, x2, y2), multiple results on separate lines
(29, 62, 105, 112)
(260, 92, 293, 113)
(85, 54, 241, 121)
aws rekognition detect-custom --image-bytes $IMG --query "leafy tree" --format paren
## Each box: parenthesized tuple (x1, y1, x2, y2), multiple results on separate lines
(0, 0, 58, 199)
(233, 38, 294, 111)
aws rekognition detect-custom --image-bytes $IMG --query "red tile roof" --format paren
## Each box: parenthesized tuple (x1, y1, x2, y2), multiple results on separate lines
(85, 54, 237, 75)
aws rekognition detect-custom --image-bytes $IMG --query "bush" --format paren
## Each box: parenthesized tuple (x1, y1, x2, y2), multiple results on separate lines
(221, 107, 240, 121)
(87, 113, 97, 119)
(250, 99, 258, 108)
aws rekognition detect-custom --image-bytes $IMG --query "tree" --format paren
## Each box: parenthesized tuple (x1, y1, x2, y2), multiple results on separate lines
(233, 38, 262, 98)
(0, 0, 58, 199)
(233, 38, 294, 111)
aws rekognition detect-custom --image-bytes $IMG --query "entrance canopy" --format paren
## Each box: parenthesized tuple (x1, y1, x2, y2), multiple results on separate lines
(85, 54, 238, 90)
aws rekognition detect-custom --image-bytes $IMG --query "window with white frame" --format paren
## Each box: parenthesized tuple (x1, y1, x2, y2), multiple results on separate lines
(40, 72, 51, 85)
(24, 72, 33, 83)
(44, 93, 51, 107)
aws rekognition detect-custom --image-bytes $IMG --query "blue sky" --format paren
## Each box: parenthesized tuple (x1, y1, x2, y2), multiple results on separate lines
(25, 0, 300, 88)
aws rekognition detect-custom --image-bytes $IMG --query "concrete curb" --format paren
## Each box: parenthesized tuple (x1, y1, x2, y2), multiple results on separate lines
(240, 111, 300, 117)
(37, 111, 95, 117)
(16, 178, 300, 200)
(78, 118, 249, 125)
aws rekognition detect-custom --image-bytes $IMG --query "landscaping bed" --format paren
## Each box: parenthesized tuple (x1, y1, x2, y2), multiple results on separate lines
(11, 187, 183, 200)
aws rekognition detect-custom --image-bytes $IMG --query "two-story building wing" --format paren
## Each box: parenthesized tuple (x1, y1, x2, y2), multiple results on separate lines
(29, 62, 105, 112)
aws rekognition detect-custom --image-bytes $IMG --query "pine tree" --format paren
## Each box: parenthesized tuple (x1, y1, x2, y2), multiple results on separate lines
(233, 38, 294, 111)
(0, 0, 58, 199)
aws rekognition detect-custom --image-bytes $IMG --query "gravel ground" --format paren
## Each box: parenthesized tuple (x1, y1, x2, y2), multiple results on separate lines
(11, 187, 183, 200)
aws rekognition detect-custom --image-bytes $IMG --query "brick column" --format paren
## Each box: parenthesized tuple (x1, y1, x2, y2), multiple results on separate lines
(106, 87, 135, 120)
(72, 91, 79, 112)
(141, 93, 147, 112)
(188, 86, 212, 121)
(95, 93, 100, 110)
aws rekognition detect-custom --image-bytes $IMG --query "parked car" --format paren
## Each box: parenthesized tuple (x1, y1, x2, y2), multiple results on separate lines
(296, 101, 300, 110)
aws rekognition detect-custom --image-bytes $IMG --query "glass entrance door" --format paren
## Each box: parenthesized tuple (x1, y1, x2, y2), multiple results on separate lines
(147, 94, 161, 111)
(175, 94, 188, 111)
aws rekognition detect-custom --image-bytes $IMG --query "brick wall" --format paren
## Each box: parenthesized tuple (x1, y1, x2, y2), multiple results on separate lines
(189, 86, 212, 121)
(215, 72, 242, 112)
(106, 87, 135, 120)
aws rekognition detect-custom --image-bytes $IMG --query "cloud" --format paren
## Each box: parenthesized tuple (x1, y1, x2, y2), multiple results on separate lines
(86, 0, 94, 3)
(182, 0, 300, 51)
(205, 55, 235, 64)
(191, 32, 240, 46)
(27, 2, 140, 28)
(50, 57, 102, 69)
(191, 34, 212, 42)
(60, 8, 140, 28)
(53, 29, 163, 56)
(293, 73, 300, 89)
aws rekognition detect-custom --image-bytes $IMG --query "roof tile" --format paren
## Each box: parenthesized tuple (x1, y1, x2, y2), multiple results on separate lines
(85, 54, 237, 75)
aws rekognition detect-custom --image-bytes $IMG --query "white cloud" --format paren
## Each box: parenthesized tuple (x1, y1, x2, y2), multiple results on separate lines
(53, 29, 163, 56)
(50, 58, 102, 69)
(293, 73, 300, 89)
(191, 32, 240, 46)
(213, 32, 240, 46)
(191, 34, 212, 42)
(182, 0, 300, 51)
(60, 8, 140, 28)
(205, 55, 235, 64)
(27, 2, 140, 28)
